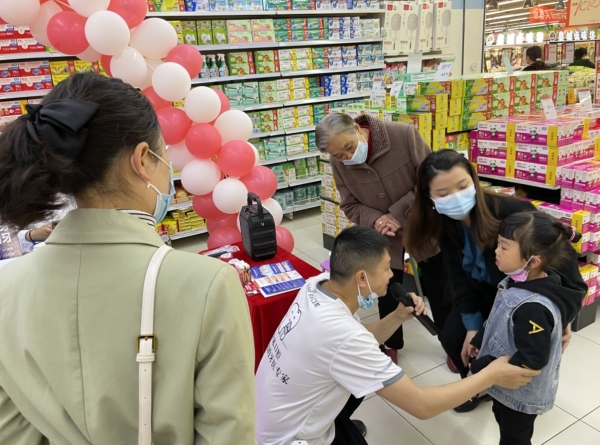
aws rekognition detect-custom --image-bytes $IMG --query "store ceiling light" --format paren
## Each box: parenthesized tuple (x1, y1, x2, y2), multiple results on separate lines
(555, 0, 565, 9)
(523, 0, 534, 7)
(487, 0, 499, 10)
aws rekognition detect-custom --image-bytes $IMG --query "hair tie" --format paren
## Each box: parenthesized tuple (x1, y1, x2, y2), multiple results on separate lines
(536, 58, 542, 62)
(569, 226, 577, 242)
(24, 99, 99, 160)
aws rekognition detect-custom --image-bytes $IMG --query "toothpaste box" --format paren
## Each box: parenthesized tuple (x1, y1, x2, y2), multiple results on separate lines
(477, 139, 509, 159)
(476, 156, 512, 177)
(510, 160, 557, 186)
(536, 202, 591, 234)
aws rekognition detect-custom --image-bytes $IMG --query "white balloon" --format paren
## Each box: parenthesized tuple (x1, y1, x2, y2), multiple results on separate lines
(181, 159, 221, 196)
(262, 198, 283, 226)
(139, 58, 163, 91)
(29, 0, 61, 47)
(0, 0, 40, 26)
(110, 47, 147, 88)
(214, 110, 254, 144)
(213, 178, 248, 214)
(168, 141, 197, 172)
(130, 18, 178, 60)
(248, 142, 259, 166)
(85, 10, 130, 56)
(76, 46, 101, 62)
(152, 62, 191, 102)
(184, 87, 221, 123)
(68, 0, 110, 17)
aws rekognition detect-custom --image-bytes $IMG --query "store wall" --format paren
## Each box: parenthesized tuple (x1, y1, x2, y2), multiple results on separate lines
(450, 0, 485, 75)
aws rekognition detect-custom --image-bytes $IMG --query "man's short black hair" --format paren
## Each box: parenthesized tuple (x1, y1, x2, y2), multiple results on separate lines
(329, 226, 391, 282)
(575, 47, 587, 59)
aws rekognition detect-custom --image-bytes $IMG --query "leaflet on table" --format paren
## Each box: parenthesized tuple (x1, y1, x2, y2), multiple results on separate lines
(250, 260, 306, 298)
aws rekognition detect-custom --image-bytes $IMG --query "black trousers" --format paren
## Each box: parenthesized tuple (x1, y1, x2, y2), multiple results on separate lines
(332, 395, 367, 445)
(378, 268, 405, 349)
(492, 399, 537, 445)
(439, 306, 471, 378)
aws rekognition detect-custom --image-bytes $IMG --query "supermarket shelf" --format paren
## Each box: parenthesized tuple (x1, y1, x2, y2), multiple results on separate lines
(286, 151, 320, 160)
(260, 152, 319, 165)
(283, 92, 370, 106)
(0, 90, 51, 100)
(169, 228, 207, 240)
(233, 102, 284, 111)
(0, 51, 67, 61)
(277, 9, 383, 15)
(477, 174, 560, 191)
(280, 64, 385, 77)
(251, 130, 286, 138)
(196, 42, 279, 52)
(146, 11, 277, 17)
(261, 156, 288, 165)
(290, 177, 322, 187)
(192, 73, 279, 84)
(168, 200, 194, 211)
(279, 37, 384, 47)
(384, 52, 453, 63)
(282, 200, 321, 214)
(286, 125, 316, 135)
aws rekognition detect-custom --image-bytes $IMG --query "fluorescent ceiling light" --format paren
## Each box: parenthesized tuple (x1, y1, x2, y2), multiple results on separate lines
(487, 2, 558, 14)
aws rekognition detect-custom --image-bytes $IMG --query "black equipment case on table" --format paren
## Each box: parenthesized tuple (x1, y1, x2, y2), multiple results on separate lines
(239, 193, 277, 261)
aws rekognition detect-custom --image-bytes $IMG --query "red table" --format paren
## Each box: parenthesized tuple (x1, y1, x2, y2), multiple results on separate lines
(229, 242, 321, 371)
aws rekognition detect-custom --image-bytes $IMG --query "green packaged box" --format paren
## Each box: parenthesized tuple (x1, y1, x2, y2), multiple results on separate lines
(282, 162, 296, 180)
(290, 18, 306, 30)
(242, 82, 259, 95)
(293, 187, 307, 203)
(182, 21, 198, 45)
(259, 80, 279, 94)
(196, 20, 213, 45)
(264, 0, 291, 10)
(291, 29, 307, 41)
(312, 58, 326, 70)
(270, 165, 285, 183)
(211, 20, 227, 45)
(307, 29, 324, 40)
(292, 0, 312, 10)
(306, 154, 318, 167)
(265, 137, 286, 159)
(307, 77, 320, 87)
(274, 29, 291, 42)
(273, 19, 290, 31)
(255, 50, 278, 75)
(243, 94, 260, 106)
(307, 131, 316, 148)
(293, 158, 307, 169)
(307, 17, 324, 30)
(309, 86, 324, 98)
(259, 110, 277, 132)
(223, 83, 243, 96)
(311, 47, 327, 58)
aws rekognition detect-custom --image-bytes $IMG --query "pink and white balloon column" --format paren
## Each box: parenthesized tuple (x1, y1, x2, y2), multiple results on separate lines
(0, 0, 294, 252)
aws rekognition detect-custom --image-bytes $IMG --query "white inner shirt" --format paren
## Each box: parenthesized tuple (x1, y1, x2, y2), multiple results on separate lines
(255, 273, 404, 445)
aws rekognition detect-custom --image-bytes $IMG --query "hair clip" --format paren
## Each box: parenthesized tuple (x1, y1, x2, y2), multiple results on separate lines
(569, 226, 577, 242)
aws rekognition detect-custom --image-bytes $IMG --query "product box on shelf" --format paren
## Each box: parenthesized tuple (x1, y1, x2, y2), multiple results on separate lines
(510, 160, 557, 186)
(0, 62, 20, 78)
(414, 2, 433, 53)
(463, 76, 493, 97)
(0, 100, 24, 116)
(0, 77, 22, 93)
(151, 0, 185, 11)
(196, 21, 213, 45)
(432, 1, 451, 50)
(211, 20, 228, 44)
(382, 2, 401, 54)
(476, 156, 512, 178)
(508, 121, 570, 147)
(255, 50, 279, 74)
(21, 75, 52, 91)
(264, 0, 292, 9)
(477, 140, 509, 159)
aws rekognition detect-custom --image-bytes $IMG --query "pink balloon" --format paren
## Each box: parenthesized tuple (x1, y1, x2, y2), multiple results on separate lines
(142, 86, 171, 111)
(240, 166, 278, 201)
(276, 226, 295, 252)
(206, 213, 239, 233)
(107, 0, 147, 28)
(207, 226, 242, 250)
(165, 45, 203, 79)
(192, 193, 226, 220)
(217, 140, 255, 178)
(156, 107, 192, 145)
(214, 89, 231, 115)
(100, 54, 112, 77)
(47, 11, 89, 55)
(186, 124, 222, 159)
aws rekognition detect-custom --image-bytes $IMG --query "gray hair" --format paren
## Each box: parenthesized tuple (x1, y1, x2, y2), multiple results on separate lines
(315, 113, 356, 153)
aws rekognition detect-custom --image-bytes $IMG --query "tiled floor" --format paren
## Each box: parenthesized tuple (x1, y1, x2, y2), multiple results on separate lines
(173, 208, 600, 445)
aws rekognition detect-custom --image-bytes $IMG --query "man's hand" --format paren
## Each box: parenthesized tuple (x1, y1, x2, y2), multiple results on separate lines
(375, 214, 401, 237)
(394, 292, 427, 322)
(461, 330, 479, 367)
(562, 324, 572, 353)
(485, 356, 541, 389)
(30, 224, 53, 242)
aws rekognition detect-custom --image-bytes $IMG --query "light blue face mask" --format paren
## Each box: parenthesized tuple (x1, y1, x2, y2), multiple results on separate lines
(343, 130, 368, 166)
(432, 185, 477, 220)
(131, 151, 175, 223)
(357, 273, 378, 310)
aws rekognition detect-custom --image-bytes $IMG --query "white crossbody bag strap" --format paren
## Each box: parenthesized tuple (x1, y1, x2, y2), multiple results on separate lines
(137, 245, 172, 445)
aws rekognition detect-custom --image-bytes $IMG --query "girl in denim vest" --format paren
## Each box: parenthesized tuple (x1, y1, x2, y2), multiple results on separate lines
(469, 211, 586, 445)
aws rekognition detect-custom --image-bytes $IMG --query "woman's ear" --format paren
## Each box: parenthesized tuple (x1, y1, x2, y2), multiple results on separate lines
(131, 142, 152, 182)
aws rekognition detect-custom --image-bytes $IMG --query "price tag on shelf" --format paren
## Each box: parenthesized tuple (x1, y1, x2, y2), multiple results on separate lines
(541, 97, 558, 120)
(547, 44, 557, 64)
(407, 53, 423, 74)
(390, 81, 404, 97)
(563, 43, 574, 64)
(434, 60, 454, 81)
(578, 89, 593, 111)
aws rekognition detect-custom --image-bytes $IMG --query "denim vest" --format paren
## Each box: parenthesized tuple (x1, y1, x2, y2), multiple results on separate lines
(478, 277, 563, 415)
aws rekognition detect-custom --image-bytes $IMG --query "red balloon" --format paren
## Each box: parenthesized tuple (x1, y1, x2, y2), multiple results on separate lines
(207, 226, 242, 250)
(192, 193, 226, 220)
(100, 54, 112, 77)
(276, 226, 295, 252)
(206, 213, 238, 233)
(165, 45, 203, 79)
(47, 11, 88, 55)
(108, 0, 147, 28)
(185, 123, 222, 159)
(208, 90, 231, 125)
(240, 166, 278, 201)
(156, 107, 192, 145)
(142, 86, 171, 111)
(217, 140, 255, 178)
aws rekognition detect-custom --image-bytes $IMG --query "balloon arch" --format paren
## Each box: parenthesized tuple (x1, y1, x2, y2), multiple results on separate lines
(0, 0, 295, 252)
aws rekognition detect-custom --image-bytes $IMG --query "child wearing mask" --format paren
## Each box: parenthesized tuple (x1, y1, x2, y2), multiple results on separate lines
(469, 211, 587, 445)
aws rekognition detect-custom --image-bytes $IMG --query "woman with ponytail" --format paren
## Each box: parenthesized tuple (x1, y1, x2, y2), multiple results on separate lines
(522, 46, 548, 71)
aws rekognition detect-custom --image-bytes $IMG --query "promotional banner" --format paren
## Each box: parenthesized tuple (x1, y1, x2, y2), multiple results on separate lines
(530, 6, 567, 24)
(567, 0, 600, 27)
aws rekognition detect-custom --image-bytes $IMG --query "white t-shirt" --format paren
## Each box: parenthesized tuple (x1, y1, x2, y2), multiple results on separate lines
(255, 273, 404, 445)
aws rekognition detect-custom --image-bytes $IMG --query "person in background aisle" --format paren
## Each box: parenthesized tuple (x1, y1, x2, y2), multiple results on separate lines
(470, 212, 586, 445)
(315, 112, 453, 366)
(570, 47, 596, 69)
(0, 73, 256, 445)
(404, 150, 586, 413)
(255, 225, 541, 445)
(522, 46, 548, 71)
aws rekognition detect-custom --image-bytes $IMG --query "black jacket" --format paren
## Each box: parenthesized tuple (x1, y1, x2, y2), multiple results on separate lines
(440, 194, 587, 322)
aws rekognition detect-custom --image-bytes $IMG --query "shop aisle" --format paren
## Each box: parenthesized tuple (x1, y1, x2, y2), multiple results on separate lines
(172, 208, 600, 445)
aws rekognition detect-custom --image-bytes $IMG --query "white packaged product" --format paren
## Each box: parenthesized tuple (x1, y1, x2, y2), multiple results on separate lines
(432, 1, 452, 50)
(415, 2, 433, 52)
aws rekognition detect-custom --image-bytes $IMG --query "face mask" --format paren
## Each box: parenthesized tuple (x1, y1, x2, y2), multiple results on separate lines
(131, 151, 175, 222)
(432, 185, 477, 220)
(505, 256, 535, 282)
(357, 273, 378, 310)
(343, 130, 368, 166)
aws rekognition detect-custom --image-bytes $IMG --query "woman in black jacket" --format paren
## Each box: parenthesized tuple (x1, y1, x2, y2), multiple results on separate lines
(405, 150, 587, 412)
(522, 46, 548, 71)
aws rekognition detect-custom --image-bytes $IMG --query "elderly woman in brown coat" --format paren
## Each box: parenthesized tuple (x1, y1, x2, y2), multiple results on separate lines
(316, 112, 453, 365)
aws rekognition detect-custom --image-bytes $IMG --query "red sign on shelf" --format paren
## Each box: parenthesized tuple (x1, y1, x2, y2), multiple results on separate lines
(530, 6, 567, 24)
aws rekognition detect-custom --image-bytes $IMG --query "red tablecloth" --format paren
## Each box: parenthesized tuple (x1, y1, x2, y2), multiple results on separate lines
(229, 243, 321, 371)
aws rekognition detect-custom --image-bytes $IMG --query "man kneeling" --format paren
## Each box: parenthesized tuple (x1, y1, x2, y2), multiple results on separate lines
(255, 226, 540, 445)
